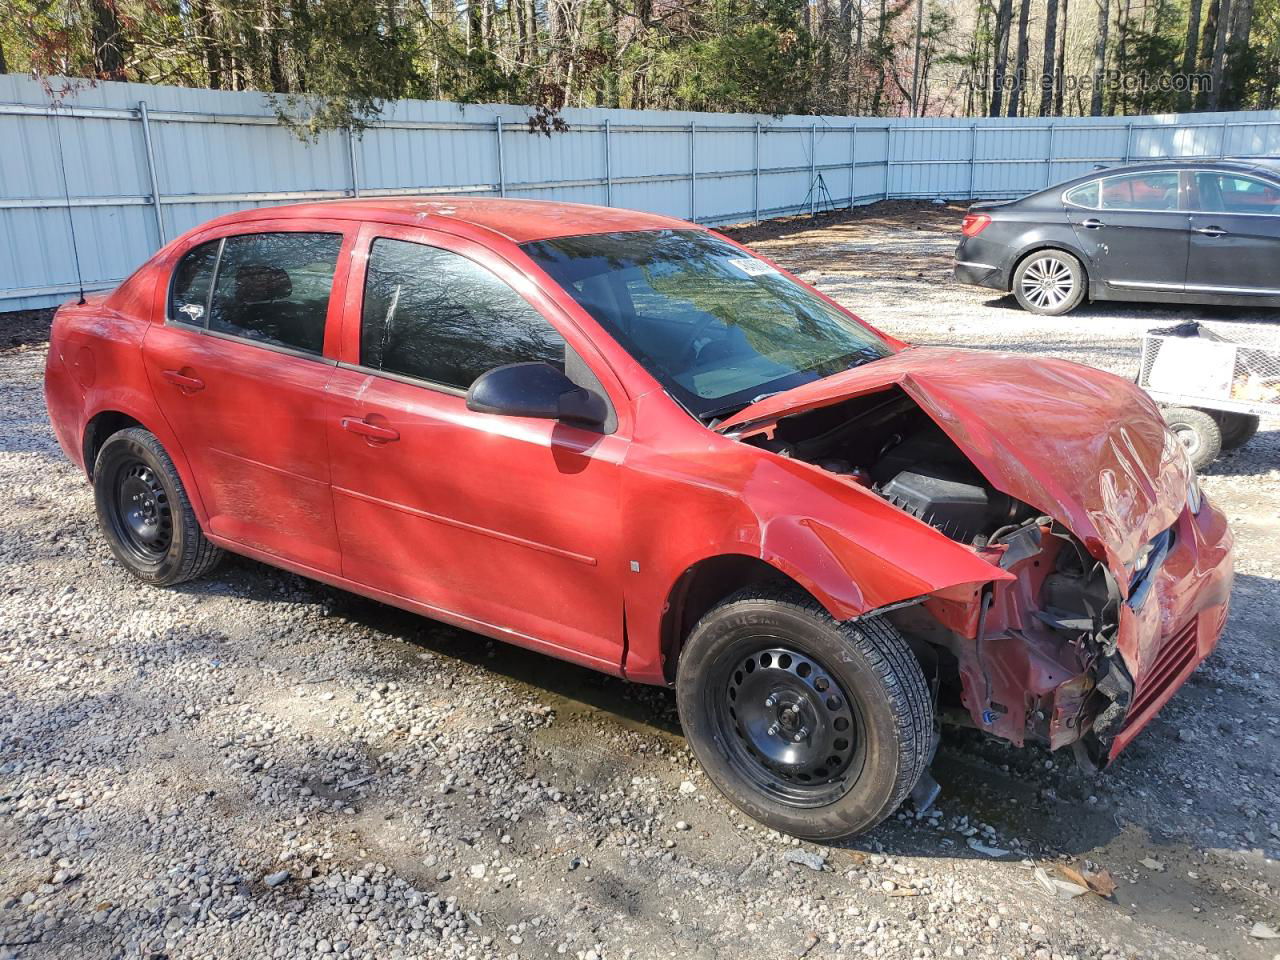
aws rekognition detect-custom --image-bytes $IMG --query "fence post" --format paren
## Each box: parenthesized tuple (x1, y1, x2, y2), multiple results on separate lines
(346, 127, 360, 198)
(1219, 115, 1230, 157)
(1123, 121, 1134, 162)
(495, 117, 506, 197)
(753, 122, 761, 224)
(1045, 122, 1056, 188)
(967, 123, 977, 199)
(849, 124, 857, 209)
(689, 121, 696, 221)
(810, 122, 818, 216)
(885, 125, 893, 201)
(137, 101, 166, 245)
(603, 118, 612, 206)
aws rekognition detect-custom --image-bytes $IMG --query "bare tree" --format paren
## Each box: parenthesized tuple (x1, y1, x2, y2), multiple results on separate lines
(989, 0, 1014, 115)
(1207, 0, 1232, 108)
(1181, 0, 1205, 109)
(1039, 0, 1060, 115)
(1008, 0, 1032, 115)
(1090, 0, 1110, 115)
(1054, 0, 1069, 112)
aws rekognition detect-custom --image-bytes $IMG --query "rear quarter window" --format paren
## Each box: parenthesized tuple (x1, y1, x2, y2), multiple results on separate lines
(1064, 181, 1100, 208)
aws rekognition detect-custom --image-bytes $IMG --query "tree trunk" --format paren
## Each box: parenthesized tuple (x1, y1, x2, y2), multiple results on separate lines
(1114, 0, 1132, 114)
(1090, 0, 1110, 115)
(90, 0, 127, 79)
(989, 0, 1013, 115)
(1207, 0, 1232, 109)
(1008, 0, 1032, 116)
(1180, 0, 1204, 109)
(1222, 0, 1254, 106)
(1039, 0, 1059, 115)
(872, 0, 889, 114)
(1054, 0, 1069, 112)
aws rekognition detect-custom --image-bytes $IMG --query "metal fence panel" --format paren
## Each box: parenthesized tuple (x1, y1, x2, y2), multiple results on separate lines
(3, 73, 1279, 310)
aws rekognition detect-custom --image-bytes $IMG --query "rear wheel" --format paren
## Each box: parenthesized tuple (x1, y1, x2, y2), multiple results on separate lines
(1214, 411, 1260, 451)
(93, 427, 223, 585)
(675, 588, 933, 840)
(1162, 407, 1222, 471)
(1012, 250, 1086, 316)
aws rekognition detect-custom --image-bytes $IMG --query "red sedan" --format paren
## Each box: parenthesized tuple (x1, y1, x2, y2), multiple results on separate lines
(44, 198, 1233, 839)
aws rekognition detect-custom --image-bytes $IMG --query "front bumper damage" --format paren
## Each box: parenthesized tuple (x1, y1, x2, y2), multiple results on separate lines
(896, 495, 1233, 762)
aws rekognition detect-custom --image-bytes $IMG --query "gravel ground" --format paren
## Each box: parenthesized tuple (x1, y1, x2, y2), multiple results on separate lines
(2, 202, 1279, 960)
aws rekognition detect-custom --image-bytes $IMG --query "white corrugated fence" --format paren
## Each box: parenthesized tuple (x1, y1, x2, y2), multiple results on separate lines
(3, 74, 1279, 311)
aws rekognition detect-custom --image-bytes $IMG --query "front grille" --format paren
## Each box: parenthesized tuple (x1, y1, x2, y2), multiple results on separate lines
(1124, 619, 1198, 726)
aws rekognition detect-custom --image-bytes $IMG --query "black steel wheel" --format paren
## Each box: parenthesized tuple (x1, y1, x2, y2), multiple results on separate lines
(93, 427, 224, 585)
(107, 458, 174, 564)
(677, 587, 933, 840)
(715, 646, 864, 808)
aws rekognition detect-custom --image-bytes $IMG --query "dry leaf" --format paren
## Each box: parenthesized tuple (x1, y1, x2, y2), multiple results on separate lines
(1060, 864, 1117, 898)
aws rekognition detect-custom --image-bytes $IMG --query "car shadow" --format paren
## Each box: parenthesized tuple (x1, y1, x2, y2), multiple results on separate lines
(185, 553, 1277, 873)
(981, 294, 1280, 324)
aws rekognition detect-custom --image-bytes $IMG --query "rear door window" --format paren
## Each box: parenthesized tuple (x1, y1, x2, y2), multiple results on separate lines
(360, 237, 565, 390)
(1193, 172, 1280, 214)
(206, 232, 343, 356)
(1100, 172, 1183, 211)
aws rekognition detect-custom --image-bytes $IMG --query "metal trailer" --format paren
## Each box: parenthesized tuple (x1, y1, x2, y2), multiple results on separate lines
(1137, 321, 1276, 469)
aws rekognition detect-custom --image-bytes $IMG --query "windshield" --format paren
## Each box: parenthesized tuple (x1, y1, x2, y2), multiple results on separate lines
(522, 230, 893, 419)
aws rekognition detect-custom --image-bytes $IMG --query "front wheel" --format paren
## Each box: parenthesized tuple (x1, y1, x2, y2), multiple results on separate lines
(1012, 250, 1086, 316)
(675, 588, 933, 840)
(93, 427, 224, 585)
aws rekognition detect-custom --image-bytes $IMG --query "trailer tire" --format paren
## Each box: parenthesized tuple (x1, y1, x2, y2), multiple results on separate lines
(1163, 407, 1222, 471)
(1214, 412, 1260, 451)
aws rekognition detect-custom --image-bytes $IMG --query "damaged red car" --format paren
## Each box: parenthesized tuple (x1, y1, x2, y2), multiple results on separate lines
(45, 198, 1234, 840)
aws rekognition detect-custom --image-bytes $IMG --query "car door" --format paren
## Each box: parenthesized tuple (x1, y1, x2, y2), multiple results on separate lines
(324, 223, 629, 670)
(1186, 169, 1280, 299)
(1065, 170, 1191, 295)
(142, 223, 352, 573)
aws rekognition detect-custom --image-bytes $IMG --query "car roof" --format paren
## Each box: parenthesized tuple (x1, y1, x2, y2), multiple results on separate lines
(1054, 156, 1280, 189)
(200, 196, 696, 245)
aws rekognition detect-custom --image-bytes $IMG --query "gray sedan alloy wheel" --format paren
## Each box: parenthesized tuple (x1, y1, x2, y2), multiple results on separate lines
(1013, 251, 1086, 316)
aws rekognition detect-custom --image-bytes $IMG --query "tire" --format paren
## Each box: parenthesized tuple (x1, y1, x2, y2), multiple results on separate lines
(1214, 411, 1260, 451)
(675, 587, 933, 841)
(1162, 406, 1222, 471)
(1012, 250, 1087, 316)
(93, 427, 223, 586)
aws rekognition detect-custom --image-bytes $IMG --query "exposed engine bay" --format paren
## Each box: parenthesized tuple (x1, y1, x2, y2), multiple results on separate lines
(738, 386, 1135, 763)
(742, 387, 1038, 544)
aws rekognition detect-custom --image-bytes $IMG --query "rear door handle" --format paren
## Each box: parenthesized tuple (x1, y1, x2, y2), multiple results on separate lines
(341, 417, 400, 442)
(1195, 226, 1227, 237)
(161, 369, 205, 391)
(1081, 218, 1105, 229)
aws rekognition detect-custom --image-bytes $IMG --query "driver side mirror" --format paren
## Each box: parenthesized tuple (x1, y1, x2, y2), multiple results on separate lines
(466, 362, 609, 429)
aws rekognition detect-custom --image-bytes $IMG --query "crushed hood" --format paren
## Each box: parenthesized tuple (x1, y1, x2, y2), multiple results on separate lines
(717, 347, 1189, 583)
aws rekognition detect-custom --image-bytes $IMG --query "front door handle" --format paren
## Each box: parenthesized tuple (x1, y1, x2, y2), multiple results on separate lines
(341, 417, 400, 442)
(1195, 225, 1227, 237)
(1081, 218, 1105, 229)
(161, 369, 205, 391)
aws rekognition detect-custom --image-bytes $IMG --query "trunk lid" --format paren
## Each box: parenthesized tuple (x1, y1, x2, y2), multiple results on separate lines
(716, 347, 1188, 582)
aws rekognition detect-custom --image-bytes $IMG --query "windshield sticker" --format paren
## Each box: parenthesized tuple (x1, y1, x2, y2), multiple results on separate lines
(726, 257, 778, 277)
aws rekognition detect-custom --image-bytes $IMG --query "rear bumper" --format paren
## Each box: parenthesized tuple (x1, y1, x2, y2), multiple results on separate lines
(1106, 497, 1234, 759)
(953, 259, 1006, 290)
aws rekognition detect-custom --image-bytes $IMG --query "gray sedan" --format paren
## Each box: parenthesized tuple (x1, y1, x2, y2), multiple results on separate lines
(954, 158, 1280, 316)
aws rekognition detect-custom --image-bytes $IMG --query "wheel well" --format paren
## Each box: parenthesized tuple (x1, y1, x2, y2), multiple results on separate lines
(659, 555, 808, 684)
(83, 411, 143, 478)
(1009, 244, 1089, 293)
